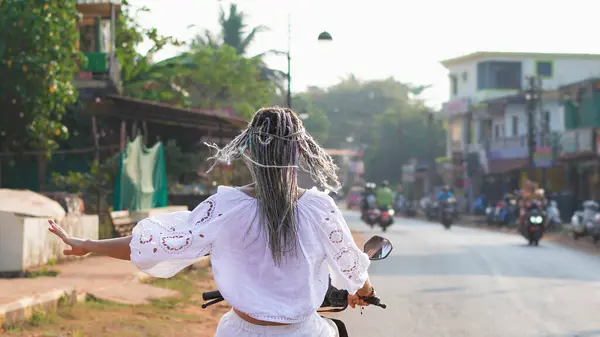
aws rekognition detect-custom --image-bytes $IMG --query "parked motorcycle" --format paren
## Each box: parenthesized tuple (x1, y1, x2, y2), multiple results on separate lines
(546, 200, 561, 229)
(486, 200, 505, 226)
(440, 198, 456, 229)
(403, 200, 417, 217)
(201, 235, 393, 337)
(571, 200, 600, 242)
(425, 200, 439, 221)
(522, 201, 545, 246)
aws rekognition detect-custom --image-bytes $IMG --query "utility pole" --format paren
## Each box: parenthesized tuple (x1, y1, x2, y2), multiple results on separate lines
(464, 109, 474, 213)
(426, 111, 435, 195)
(525, 76, 541, 180)
(286, 14, 292, 109)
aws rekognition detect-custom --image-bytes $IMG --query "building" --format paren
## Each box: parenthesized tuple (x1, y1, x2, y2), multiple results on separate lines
(557, 78, 600, 201)
(439, 51, 600, 202)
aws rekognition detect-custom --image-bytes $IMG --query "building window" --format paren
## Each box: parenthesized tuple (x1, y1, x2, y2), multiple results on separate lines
(543, 110, 550, 132)
(450, 74, 458, 96)
(536, 61, 553, 78)
(462, 72, 468, 82)
(512, 116, 518, 136)
(477, 61, 522, 90)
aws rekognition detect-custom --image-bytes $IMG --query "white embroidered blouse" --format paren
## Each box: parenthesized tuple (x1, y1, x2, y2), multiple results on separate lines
(129, 186, 370, 324)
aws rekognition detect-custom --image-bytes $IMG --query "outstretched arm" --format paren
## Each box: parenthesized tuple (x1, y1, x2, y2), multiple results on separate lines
(48, 220, 132, 260)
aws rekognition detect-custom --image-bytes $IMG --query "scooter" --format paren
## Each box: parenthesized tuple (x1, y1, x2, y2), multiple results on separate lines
(201, 235, 393, 337)
(377, 208, 394, 232)
(571, 200, 600, 241)
(363, 207, 380, 228)
(522, 201, 545, 246)
(440, 198, 456, 230)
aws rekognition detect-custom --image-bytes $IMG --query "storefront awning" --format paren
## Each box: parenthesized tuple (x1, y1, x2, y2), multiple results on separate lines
(487, 158, 527, 175)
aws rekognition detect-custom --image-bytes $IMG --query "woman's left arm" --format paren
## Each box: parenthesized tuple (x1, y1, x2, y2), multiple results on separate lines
(48, 220, 132, 260)
(85, 236, 132, 260)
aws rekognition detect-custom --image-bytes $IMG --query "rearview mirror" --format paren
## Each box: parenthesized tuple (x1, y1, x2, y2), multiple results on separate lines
(363, 235, 393, 261)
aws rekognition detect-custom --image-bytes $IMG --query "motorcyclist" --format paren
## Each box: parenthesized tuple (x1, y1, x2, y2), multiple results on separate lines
(437, 186, 454, 202)
(375, 180, 394, 211)
(361, 182, 377, 220)
(518, 180, 545, 231)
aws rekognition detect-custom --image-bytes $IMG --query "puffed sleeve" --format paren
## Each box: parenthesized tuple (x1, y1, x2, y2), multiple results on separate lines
(314, 194, 370, 295)
(129, 194, 222, 278)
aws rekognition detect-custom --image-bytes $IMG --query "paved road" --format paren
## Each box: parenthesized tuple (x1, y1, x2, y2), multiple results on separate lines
(339, 210, 600, 337)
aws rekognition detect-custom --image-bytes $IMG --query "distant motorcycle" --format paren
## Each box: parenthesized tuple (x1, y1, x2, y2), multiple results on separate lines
(440, 198, 456, 230)
(522, 201, 545, 246)
(425, 200, 439, 221)
(571, 200, 600, 242)
(363, 207, 380, 228)
(403, 200, 417, 217)
(546, 200, 561, 229)
(377, 207, 394, 232)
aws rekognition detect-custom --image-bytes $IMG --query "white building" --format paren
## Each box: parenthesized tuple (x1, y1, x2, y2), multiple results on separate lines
(440, 51, 600, 158)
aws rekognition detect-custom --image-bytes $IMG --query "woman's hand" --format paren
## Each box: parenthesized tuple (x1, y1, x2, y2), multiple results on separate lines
(48, 220, 90, 256)
(347, 293, 369, 309)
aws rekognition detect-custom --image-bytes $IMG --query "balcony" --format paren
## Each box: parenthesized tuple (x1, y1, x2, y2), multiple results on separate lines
(82, 52, 108, 73)
(559, 127, 596, 156)
(74, 52, 120, 94)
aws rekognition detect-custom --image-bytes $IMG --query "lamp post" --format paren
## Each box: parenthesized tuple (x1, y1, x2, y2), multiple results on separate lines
(285, 13, 332, 110)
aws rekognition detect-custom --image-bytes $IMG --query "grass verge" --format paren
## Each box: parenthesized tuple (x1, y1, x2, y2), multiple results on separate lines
(3, 266, 229, 337)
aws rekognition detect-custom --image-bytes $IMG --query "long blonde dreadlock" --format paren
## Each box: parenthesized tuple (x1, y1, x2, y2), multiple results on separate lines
(205, 107, 340, 265)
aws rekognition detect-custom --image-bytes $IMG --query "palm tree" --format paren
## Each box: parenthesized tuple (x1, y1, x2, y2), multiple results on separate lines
(192, 3, 286, 88)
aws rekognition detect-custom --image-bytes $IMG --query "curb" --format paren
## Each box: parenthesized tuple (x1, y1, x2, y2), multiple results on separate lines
(0, 256, 211, 329)
(0, 288, 77, 329)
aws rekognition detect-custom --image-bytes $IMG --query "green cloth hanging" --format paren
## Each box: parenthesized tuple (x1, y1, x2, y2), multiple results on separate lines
(113, 136, 168, 211)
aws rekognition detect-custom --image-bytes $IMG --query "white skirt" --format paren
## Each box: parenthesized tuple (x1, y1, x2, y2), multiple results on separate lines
(214, 310, 339, 337)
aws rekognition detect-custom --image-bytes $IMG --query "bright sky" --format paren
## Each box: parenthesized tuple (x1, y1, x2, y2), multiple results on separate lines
(129, 0, 599, 108)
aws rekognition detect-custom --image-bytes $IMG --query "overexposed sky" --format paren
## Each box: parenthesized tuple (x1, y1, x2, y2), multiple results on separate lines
(129, 0, 600, 108)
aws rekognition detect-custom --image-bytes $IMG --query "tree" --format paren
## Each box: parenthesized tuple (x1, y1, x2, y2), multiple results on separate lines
(192, 3, 286, 87)
(116, 0, 186, 104)
(0, 0, 81, 153)
(300, 76, 446, 182)
(175, 46, 276, 119)
(288, 93, 331, 143)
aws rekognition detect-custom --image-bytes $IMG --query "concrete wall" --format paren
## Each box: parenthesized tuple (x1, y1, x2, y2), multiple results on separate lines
(0, 212, 99, 272)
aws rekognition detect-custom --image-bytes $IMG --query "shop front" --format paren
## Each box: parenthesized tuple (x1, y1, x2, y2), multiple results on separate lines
(558, 127, 599, 201)
(484, 134, 559, 199)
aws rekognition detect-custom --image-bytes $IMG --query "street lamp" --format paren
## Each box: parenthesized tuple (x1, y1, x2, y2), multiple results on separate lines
(286, 19, 333, 109)
(317, 31, 333, 41)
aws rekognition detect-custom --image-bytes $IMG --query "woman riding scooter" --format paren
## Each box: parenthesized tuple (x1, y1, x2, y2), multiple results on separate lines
(47, 107, 376, 337)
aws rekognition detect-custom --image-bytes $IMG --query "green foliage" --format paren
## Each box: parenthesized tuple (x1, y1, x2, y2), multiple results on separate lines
(50, 155, 118, 213)
(0, 0, 81, 153)
(176, 46, 275, 119)
(116, 0, 186, 104)
(192, 3, 286, 89)
(302, 75, 446, 182)
(289, 93, 331, 143)
(163, 140, 206, 186)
